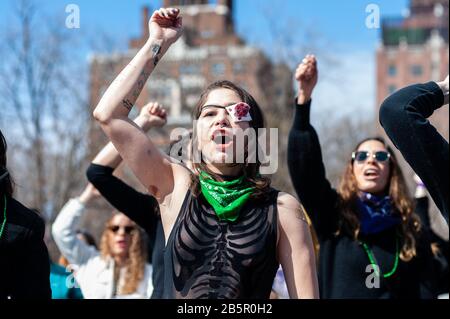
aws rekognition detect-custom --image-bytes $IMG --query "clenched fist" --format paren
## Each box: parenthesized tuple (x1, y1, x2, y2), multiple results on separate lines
(149, 7, 183, 47)
(295, 55, 318, 105)
(139, 102, 168, 129)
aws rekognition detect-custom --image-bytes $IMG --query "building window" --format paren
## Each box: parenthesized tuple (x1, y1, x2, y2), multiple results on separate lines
(233, 62, 245, 73)
(411, 65, 423, 76)
(388, 85, 397, 94)
(212, 63, 226, 76)
(388, 65, 397, 77)
(200, 30, 215, 39)
(179, 64, 201, 75)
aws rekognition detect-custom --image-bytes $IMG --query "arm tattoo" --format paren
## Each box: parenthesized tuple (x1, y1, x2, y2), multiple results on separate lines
(151, 44, 162, 67)
(122, 99, 133, 111)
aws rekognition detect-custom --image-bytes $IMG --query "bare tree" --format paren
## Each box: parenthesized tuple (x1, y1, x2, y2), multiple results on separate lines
(0, 0, 89, 218)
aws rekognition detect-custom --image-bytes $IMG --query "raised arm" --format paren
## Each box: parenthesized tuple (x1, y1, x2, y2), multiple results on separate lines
(277, 193, 319, 299)
(288, 55, 340, 238)
(93, 8, 183, 201)
(87, 102, 166, 234)
(52, 185, 101, 267)
(379, 76, 449, 223)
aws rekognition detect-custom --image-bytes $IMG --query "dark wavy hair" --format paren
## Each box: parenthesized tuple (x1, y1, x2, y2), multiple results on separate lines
(0, 129, 13, 197)
(337, 137, 421, 262)
(189, 80, 271, 199)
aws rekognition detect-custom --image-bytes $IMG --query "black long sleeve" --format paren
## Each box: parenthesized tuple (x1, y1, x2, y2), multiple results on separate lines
(380, 82, 448, 223)
(287, 100, 340, 240)
(86, 163, 159, 235)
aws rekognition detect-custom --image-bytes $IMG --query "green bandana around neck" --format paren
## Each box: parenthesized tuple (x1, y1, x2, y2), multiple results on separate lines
(199, 171, 255, 222)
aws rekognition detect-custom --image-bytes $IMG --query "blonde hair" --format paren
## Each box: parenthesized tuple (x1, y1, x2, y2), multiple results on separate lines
(337, 137, 421, 262)
(99, 214, 147, 295)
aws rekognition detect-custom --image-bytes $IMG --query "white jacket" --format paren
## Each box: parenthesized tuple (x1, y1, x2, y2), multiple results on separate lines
(52, 198, 153, 299)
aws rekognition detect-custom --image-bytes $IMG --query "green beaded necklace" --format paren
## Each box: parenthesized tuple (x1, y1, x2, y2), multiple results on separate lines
(361, 236, 400, 278)
(0, 195, 6, 240)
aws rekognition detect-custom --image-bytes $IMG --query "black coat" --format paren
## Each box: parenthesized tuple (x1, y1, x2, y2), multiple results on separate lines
(0, 196, 51, 299)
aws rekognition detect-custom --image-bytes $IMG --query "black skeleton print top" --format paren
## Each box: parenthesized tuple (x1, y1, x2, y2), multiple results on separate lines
(163, 188, 280, 299)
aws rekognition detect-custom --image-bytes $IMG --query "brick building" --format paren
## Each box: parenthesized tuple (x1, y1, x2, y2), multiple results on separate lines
(376, 0, 449, 238)
(376, 0, 449, 137)
(89, 0, 292, 157)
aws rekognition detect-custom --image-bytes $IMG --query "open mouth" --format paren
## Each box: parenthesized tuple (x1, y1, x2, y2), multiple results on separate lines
(363, 168, 379, 178)
(211, 130, 234, 148)
(116, 240, 127, 248)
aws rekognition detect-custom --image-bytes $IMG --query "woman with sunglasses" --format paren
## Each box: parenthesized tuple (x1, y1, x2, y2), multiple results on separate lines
(52, 184, 153, 299)
(288, 55, 441, 298)
(0, 129, 51, 299)
(93, 7, 318, 299)
(380, 76, 449, 224)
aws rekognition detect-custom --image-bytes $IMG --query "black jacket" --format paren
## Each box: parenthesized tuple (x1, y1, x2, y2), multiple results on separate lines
(288, 100, 441, 299)
(0, 196, 51, 299)
(380, 82, 448, 223)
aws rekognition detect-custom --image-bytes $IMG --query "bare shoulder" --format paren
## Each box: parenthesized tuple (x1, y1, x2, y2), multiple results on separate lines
(277, 192, 308, 224)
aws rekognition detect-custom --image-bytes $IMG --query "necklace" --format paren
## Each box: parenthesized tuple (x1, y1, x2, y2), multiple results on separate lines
(361, 236, 400, 278)
(0, 195, 6, 240)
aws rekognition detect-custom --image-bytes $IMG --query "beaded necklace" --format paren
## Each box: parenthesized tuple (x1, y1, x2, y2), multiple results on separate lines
(361, 236, 400, 278)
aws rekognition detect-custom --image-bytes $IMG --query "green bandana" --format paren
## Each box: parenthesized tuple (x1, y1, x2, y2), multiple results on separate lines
(199, 171, 255, 222)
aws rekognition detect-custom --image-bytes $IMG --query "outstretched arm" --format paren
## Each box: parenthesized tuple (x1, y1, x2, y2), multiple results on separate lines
(93, 8, 183, 201)
(277, 193, 319, 299)
(52, 185, 101, 267)
(379, 76, 449, 223)
(288, 55, 340, 238)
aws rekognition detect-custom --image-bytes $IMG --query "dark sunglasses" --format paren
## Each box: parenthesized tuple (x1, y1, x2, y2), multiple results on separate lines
(352, 151, 391, 163)
(108, 225, 136, 235)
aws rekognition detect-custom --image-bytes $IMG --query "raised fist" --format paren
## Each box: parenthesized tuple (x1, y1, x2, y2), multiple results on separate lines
(295, 55, 318, 104)
(149, 7, 183, 46)
(139, 102, 168, 128)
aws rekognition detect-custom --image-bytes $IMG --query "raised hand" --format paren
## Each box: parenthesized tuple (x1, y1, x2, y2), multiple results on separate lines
(295, 55, 318, 105)
(149, 8, 183, 47)
(139, 102, 168, 129)
(437, 75, 449, 105)
(78, 183, 101, 205)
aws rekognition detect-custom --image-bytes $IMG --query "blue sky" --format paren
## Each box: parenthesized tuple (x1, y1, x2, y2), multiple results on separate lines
(0, 0, 408, 50)
(0, 0, 410, 119)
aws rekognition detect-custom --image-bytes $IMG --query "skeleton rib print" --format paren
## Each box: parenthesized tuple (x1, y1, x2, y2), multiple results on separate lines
(165, 190, 279, 299)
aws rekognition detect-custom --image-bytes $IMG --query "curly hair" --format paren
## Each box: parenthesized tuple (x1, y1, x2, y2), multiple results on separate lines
(99, 214, 147, 295)
(189, 80, 271, 199)
(337, 137, 421, 262)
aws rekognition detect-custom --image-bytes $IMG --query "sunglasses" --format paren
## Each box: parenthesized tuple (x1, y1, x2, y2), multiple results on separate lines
(352, 151, 391, 163)
(108, 225, 136, 235)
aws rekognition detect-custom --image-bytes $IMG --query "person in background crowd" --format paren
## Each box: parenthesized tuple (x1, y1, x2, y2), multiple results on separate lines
(0, 129, 51, 299)
(288, 55, 442, 298)
(413, 175, 449, 298)
(380, 76, 449, 224)
(52, 184, 153, 299)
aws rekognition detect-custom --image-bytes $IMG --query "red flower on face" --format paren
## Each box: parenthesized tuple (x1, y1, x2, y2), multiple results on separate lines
(234, 103, 250, 120)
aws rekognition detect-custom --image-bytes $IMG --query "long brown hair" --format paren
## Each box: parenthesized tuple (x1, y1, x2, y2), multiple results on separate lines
(99, 214, 148, 295)
(190, 80, 271, 198)
(337, 137, 420, 261)
(0, 129, 13, 197)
